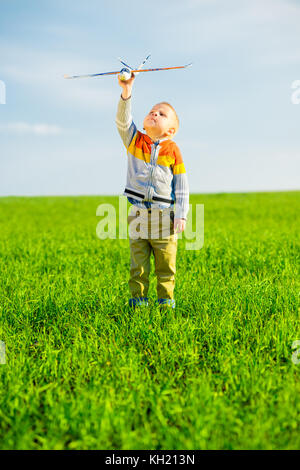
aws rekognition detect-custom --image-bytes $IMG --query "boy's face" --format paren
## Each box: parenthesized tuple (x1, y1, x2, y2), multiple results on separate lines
(143, 103, 176, 141)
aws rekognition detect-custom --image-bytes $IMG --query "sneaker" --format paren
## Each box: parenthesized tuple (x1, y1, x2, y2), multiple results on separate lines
(157, 298, 176, 309)
(129, 297, 149, 308)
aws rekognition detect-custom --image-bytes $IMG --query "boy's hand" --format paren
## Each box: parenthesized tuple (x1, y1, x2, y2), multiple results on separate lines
(118, 73, 135, 100)
(174, 218, 186, 233)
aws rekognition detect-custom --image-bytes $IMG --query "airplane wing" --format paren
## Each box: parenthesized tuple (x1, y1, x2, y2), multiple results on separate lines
(64, 63, 192, 79)
(129, 64, 192, 73)
(64, 71, 120, 79)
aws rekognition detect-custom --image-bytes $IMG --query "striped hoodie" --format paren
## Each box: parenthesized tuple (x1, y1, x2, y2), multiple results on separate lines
(116, 96, 189, 220)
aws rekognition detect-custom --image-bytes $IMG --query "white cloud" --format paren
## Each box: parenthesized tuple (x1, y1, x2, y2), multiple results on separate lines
(0, 45, 116, 111)
(0, 122, 64, 136)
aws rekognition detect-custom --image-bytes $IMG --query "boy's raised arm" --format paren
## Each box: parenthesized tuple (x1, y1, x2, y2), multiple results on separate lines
(116, 74, 137, 150)
(118, 73, 135, 100)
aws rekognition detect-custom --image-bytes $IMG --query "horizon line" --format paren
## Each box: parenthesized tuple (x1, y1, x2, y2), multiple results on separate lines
(0, 188, 299, 198)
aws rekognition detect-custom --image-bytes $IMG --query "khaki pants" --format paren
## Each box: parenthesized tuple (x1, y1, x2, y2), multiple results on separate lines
(128, 206, 178, 301)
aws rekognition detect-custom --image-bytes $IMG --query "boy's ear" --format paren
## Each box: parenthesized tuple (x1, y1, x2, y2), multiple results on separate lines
(167, 127, 176, 137)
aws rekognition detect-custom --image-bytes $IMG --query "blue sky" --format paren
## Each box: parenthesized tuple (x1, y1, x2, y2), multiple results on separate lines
(0, 0, 299, 196)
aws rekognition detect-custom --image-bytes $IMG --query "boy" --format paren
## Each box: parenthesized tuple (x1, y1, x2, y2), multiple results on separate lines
(116, 73, 189, 309)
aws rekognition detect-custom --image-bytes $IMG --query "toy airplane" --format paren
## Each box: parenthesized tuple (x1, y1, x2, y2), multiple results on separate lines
(64, 55, 192, 81)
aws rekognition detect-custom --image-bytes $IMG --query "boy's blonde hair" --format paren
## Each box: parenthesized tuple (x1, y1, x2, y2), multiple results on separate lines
(158, 102, 179, 136)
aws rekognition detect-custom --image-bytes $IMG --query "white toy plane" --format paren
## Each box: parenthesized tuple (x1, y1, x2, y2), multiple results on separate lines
(64, 55, 192, 81)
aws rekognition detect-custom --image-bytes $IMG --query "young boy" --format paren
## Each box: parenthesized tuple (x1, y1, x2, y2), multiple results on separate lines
(116, 73, 189, 309)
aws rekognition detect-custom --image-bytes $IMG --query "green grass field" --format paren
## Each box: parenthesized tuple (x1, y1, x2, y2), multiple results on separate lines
(0, 191, 299, 450)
